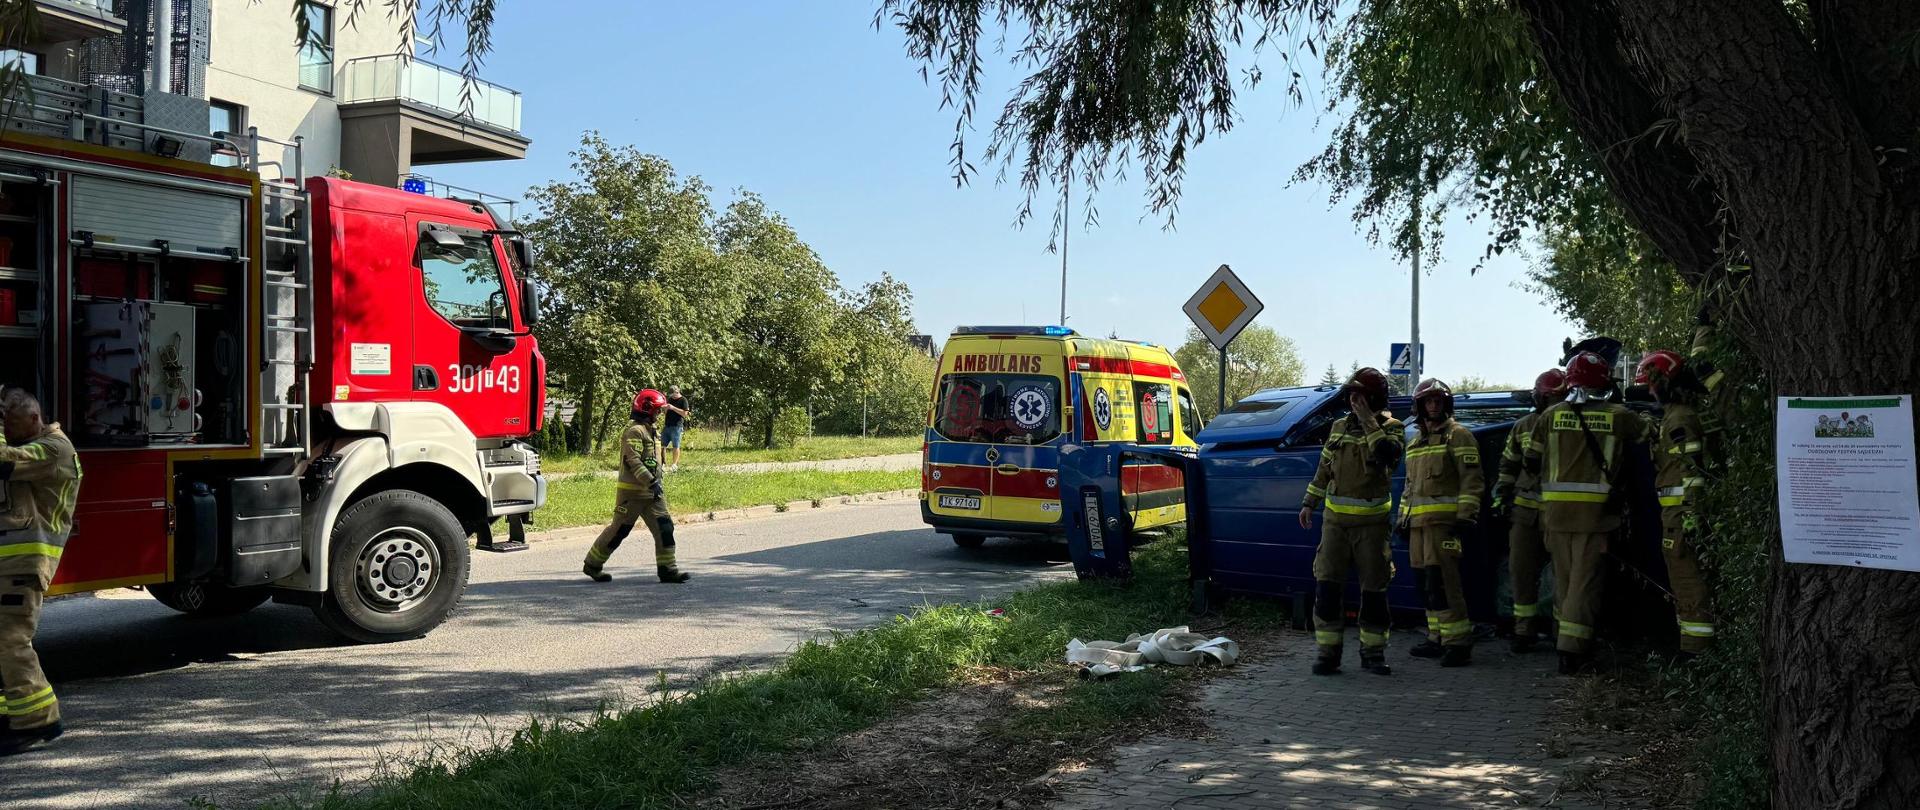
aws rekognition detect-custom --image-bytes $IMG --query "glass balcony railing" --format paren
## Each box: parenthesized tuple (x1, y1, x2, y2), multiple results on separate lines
(340, 55, 522, 134)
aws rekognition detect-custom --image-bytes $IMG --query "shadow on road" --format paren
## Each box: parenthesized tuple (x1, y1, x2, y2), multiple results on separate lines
(9, 520, 1072, 810)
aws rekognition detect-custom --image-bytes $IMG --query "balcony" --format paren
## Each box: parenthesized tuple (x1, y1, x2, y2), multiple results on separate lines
(32, 0, 125, 44)
(336, 55, 529, 187)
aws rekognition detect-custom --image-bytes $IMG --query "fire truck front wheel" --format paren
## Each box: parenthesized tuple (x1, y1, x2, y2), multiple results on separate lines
(315, 489, 473, 643)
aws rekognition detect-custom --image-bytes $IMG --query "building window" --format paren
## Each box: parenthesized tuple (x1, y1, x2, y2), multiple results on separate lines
(298, 3, 334, 94)
(0, 50, 41, 75)
(208, 100, 245, 167)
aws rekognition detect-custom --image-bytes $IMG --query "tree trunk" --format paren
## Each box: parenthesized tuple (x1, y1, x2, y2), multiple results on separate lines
(764, 408, 776, 449)
(1520, 0, 1920, 805)
(574, 379, 598, 455)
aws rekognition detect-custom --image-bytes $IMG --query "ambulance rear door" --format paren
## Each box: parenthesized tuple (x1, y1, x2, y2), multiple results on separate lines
(926, 337, 1068, 527)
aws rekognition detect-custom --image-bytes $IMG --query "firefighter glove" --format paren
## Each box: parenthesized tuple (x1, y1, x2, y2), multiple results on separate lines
(649, 479, 664, 498)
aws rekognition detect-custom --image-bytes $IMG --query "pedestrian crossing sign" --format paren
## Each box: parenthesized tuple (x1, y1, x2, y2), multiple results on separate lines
(1390, 342, 1424, 375)
(1183, 264, 1264, 351)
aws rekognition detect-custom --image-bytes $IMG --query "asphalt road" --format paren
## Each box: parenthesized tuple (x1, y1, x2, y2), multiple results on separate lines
(0, 500, 1073, 810)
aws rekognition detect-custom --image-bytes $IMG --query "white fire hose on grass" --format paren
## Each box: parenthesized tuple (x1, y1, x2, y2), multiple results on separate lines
(1066, 626, 1240, 678)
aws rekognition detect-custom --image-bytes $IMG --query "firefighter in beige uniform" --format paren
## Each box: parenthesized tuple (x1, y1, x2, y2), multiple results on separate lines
(1527, 352, 1650, 675)
(1493, 369, 1568, 652)
(1297, 368, 1404, 677)
(1402, 378, 1485, 667)
(583, 390, 690, 584)
(0, 392, 80, 756)
(1636, 350, 1716, 658)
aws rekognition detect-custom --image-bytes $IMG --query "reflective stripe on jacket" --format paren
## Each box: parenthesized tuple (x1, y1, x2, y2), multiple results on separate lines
(1303, 412, 1406, 525)
(1402, 419, 1484, 527)
(1497, 411, 1544, 510)
(1526, 401, 1647, 532)
(614, 422, 662, 493)
(0, 424, 82, 577)
(1652, 403, 1707, 509)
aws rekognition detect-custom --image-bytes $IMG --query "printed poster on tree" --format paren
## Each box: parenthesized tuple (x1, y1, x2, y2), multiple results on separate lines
(1777, 395, 1920, 571)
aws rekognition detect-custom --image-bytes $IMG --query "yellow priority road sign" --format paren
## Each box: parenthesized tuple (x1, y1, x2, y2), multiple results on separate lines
(1183, 264, 1264, 350)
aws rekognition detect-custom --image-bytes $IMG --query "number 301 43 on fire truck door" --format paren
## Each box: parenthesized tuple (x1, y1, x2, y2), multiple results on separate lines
(409, 218, 536, 437)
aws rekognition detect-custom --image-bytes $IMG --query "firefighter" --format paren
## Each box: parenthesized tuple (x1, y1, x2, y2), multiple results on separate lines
(0, 391, 80, 756)
(1402, 378, 1485, 667)
(1493, 369, 1568, 653)
(1527, 351, 1650, 675)
(1636, 350, 1716, 659)
(583, 390, 691, 584)
(1297, 368, 1405, 676)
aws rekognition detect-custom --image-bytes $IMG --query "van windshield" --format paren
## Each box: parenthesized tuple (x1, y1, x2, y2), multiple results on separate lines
(934, 374, 1062, 445)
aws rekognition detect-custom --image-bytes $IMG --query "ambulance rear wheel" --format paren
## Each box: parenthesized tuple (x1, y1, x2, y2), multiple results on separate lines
(314, 489, 471, 643)
(147, 581, 272, 617)
(951, 533, 987, 549)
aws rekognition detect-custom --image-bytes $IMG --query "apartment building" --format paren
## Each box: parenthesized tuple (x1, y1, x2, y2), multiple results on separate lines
(8, 0, 527, 187)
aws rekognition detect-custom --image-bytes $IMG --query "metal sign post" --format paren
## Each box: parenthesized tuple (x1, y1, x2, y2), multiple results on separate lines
(1183, 264, 1265, 415)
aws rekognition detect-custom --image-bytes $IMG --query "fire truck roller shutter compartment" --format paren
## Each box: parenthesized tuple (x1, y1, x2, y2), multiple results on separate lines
(69, 175, 247, 257)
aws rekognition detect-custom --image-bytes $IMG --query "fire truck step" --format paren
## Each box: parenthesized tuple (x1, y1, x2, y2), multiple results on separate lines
(264, 280, 308, 289)
(264, 235, 306, 246)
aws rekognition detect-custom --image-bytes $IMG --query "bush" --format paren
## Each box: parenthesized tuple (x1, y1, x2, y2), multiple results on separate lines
(1687, 340, 1772, 809)
(771, 406, 811, 448)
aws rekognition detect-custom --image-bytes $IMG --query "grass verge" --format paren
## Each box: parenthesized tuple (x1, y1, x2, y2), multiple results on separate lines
(532, 468, 917, 530)
(540, 429, 920, 475)
(257, 539, 1285, 810)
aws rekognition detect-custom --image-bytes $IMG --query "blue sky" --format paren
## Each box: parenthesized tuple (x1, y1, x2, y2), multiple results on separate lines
(428, 2, 1579, 389)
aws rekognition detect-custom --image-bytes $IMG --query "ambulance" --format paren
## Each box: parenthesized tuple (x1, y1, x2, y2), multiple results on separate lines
(922, 326, 1200, 546)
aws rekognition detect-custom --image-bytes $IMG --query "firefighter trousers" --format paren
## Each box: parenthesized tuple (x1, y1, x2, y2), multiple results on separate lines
(1662, 509, 1715, 653)
(1310, 520, 1393, 658)
(585, 488, 680, 573)
(1409, 525, 1471, 647)
(0, 570, 57, 731)
(1509, 506, 1549, 639)
(1545, 531, 1608, 655)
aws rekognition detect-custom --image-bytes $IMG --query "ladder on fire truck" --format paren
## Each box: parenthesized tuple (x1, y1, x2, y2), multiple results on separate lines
(244, 129, 314, 457)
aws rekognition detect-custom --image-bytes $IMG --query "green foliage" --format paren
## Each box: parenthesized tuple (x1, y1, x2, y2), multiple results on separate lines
(534, 468, 915, 530)
(1452, 375, 1516, 393)
(814, 276, 935, 436)
(259, 540, 1286, 809)
(1172, 324, 1307, 418)
(1680, 340, 1773, 809)
(523, 135, 744, 452)
(770, 406, 812, 449)
(1526, 205, 1697, 355)
(702, 194, 852, 445)
(540, 429, 921, 476)
(1317, 363, 1342, 386)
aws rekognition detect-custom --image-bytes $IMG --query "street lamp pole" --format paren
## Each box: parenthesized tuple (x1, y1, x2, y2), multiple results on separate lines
(1060, 165, 1070, 326)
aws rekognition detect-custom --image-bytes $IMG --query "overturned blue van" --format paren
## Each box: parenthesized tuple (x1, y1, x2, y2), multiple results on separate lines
(1191, 384, 1666, 625)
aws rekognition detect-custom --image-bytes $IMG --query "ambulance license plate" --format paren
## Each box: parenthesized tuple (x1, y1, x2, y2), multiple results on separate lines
(938, 494, 982, 510)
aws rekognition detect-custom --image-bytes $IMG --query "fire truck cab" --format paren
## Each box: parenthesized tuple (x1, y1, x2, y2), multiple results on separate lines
(0, 76, 546, 641)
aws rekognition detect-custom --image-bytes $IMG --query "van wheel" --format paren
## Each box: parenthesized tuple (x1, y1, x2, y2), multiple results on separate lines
(951, 533, 987, 549)
(313, 490, 471, 643)
(148, 582, 271, 617)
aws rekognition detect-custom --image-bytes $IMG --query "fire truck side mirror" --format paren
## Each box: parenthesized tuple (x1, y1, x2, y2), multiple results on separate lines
(521, 278, 542, 326)
(507, 233, 536, 273)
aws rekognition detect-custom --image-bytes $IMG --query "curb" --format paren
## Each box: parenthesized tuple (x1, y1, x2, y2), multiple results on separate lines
(515, 489, 921, 545)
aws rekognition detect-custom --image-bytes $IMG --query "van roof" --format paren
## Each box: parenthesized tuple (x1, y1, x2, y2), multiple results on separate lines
(951, 325, 1077, 337)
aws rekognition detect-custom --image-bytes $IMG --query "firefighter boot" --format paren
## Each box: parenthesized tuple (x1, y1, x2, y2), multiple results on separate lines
(653, 516, 690, 583)
(1409, 567, 1443, 658)
(1440, 645, 1473, 668)
(1311, 653, 1342, 676)
(1410, 640, 1445, 659)
(584, 521, 634, 582)
(1558, 651, 1588, 676)
(0, 721, 62, 757)
(1360, 649, 1392, 676)
(1511, 633, 1540, 654)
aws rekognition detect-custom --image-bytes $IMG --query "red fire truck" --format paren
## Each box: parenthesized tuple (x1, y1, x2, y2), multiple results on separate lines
(2, 78, 546, 641)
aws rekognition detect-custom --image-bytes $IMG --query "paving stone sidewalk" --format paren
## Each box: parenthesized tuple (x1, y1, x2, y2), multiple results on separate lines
(1050, 628, 1615, 809)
